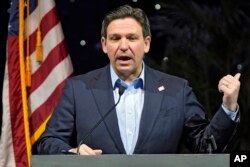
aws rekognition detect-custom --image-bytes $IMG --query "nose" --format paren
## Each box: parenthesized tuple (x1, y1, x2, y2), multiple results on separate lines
(119, 38, 128, 52)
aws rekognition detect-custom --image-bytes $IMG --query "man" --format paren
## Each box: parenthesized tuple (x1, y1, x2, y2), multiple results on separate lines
(37, 5, 241, 155)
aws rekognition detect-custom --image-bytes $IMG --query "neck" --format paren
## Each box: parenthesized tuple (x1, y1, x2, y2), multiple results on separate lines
(115, 65, 143, 84)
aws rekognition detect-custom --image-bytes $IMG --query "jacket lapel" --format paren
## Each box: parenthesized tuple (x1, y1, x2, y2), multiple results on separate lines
(134, 66, 166, 153)
(91, 66, 126, 154)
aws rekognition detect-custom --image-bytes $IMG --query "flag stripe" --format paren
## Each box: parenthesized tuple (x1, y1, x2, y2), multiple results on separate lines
(0, 42, 16, 167)
(31, 23, 65, 74)
(29, 55, 73, 113)
(30, 115, 51, 145)
(29, 81, 65, 136)
(8, 36, 29, 166)
(25, 0, 54, 37)
(28, 0, 73, 144)
(26, 6, 59, 59)
(30, 40, 68, 93)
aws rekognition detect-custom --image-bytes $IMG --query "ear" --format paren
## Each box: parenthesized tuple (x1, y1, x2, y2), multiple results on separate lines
(144, 36, 151, 53)
(101, 37, 107, 54)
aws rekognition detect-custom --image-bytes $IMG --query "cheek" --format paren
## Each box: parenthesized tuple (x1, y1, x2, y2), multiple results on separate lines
(108, 45, 119, 55)
(134, 45, 146, 56)
(106, 47, 114, 56)
(106, 47, 117, 60)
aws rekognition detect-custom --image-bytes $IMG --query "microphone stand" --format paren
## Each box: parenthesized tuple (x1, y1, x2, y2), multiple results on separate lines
(204, 135, 217, 154)
(75, 86, 125, 155)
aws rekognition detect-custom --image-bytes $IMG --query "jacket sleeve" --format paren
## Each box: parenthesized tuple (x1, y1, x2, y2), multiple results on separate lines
(37, 79, 77, 154)
(182, 80, 239, 153)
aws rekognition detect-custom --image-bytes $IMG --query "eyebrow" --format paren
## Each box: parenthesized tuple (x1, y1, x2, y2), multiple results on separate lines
(108, 33, 139, 37)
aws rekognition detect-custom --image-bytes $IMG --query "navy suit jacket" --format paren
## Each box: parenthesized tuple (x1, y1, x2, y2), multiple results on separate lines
(37, 65, 238, 154)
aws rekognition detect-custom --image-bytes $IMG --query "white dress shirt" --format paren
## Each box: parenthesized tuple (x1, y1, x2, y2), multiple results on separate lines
(110, 64, 145, 154)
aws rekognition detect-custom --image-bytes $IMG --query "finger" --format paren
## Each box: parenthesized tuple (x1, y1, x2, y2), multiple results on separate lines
(218, 78, 233, 92)
(93, 149, 103, 155)
(218, 84, 229, 93)
(219, 74, 240, 88)
(222, 75, 235, 83)
(218, 80, 230, 89)
(68, 148, 77, 154)
(80, 144, 98, 155)
(234, 73, 241, 80)
(219, 79, 229, 86)
(218, 80, 240, 96)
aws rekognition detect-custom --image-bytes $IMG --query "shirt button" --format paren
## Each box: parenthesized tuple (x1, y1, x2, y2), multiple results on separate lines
(127, 131, 132, 135)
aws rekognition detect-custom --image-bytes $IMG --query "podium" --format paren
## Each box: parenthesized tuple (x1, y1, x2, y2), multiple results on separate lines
(32, 154, 229, 167)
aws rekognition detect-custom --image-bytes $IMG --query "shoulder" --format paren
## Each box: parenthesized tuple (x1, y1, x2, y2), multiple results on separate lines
(145, 65, 194, 97)
(66, 65, 109, 87)
(146, 65, 188, 85)
(70, 65, 108, 81)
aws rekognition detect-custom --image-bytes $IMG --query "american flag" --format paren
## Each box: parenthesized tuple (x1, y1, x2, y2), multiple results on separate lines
(0, 0, 73, 166)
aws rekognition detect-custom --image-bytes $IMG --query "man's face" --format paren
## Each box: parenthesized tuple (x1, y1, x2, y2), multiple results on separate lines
(101, 17, 151, 81)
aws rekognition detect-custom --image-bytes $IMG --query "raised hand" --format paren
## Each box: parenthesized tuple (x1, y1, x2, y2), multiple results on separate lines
(218, 73, 241, 112)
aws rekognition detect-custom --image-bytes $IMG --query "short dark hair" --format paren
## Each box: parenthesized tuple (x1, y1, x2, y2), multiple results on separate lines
(101, 5, 151, 38)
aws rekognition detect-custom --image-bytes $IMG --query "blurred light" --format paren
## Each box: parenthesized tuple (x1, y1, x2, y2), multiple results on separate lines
(132, 0, 138, 2)
(69, 0, 75, 3)
(95, 43, 102, 50)
(80, 40, 86, 46)
(237, 64, 243, 71)
(163, 56, 168, 62)
(155, 4, 161, 10)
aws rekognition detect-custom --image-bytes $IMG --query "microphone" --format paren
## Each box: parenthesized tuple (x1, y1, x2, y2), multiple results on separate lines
(74, 86, 126, 155)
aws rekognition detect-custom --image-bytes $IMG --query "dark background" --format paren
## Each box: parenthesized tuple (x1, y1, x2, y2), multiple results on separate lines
(1, 0, 250, 152)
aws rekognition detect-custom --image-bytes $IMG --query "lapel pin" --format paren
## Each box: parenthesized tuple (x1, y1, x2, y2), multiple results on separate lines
(158, 86, 165, 92)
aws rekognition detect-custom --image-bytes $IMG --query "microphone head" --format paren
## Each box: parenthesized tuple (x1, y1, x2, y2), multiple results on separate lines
(118, 86, 126, 96)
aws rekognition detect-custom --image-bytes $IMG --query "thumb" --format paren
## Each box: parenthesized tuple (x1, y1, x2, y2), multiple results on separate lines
(234, 73, 241, 80)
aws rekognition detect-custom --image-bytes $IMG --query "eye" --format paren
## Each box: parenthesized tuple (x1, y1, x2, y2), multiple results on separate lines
(109, 35, 120, 41)
(127, 35, 138, 41)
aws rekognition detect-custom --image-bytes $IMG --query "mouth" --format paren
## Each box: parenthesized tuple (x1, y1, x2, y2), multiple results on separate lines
(117, 56, 132, 61)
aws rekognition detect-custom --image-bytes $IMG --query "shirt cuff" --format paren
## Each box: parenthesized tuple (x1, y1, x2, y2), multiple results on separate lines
(221, 104, 239, 121)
